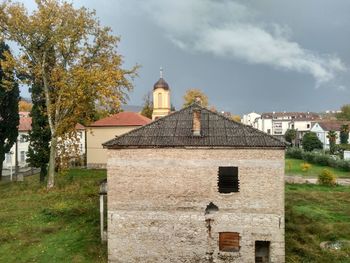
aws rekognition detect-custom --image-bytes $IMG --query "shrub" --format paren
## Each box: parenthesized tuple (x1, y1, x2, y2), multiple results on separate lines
(286, 147, 303, 159)
(302, 132, 323, 152)
(318, 169, 336, 186)
(313, 154, 330, 166)
(300, 163, 311, 172)
(302, 151, 315, 163)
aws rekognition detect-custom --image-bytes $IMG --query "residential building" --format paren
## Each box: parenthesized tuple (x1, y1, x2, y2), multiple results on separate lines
(311, 121, 349, 150)
(243, 111, 320, 144)
(3, 113, 32, 169)
(242, 112, 261, 127)
(86, 112, 151, 168)
(104, 102, 286, 263)
(2, 113, 86, 170)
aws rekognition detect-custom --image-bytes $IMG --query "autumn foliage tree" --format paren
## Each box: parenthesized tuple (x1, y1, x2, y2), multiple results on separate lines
(0, 0, 137, 188)
(183, 89, 209, 107)
(18, 99, 32, 112)
(141, 92, 153, 119)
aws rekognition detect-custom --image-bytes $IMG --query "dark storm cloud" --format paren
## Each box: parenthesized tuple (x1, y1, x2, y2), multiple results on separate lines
(18, 0, 350, 114)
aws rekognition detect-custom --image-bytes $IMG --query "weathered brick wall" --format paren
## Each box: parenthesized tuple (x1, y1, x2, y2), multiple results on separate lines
(107, 148, 285, 263)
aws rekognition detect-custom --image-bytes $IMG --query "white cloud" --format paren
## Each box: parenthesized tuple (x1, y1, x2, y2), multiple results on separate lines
(141, 0, 346, 85)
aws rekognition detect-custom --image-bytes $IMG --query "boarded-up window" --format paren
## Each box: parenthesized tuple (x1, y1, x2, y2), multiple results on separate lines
(219, 232, 240, 252)
(218, 166, 239, 193)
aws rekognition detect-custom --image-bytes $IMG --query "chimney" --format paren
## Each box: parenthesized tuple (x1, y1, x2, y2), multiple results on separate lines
(193, 109, 201, 136)
(195, 96, 201, 104)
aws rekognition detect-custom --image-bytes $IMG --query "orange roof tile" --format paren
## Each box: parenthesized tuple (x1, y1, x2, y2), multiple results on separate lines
(90, 112, 151, 127)
(19, 117, 32, 132)
(75, 123, 85, 130)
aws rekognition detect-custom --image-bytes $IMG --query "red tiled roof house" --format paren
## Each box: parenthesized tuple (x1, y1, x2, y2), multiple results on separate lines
(86, 112, 151, 168)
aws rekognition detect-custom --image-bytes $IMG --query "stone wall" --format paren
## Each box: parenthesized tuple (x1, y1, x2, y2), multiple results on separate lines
(107, 148, 285, 263)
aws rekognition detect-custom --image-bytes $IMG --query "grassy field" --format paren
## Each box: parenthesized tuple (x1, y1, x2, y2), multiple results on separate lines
(285, 158, 350, 178)
(286, 184, 350, 262)
(0, 169, 107, 263)
(1, 169, 350, 262)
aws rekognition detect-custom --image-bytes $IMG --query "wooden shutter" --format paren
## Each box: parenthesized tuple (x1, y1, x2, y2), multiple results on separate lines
(218, 166, 239, 193)
(219, 232, 240, 252)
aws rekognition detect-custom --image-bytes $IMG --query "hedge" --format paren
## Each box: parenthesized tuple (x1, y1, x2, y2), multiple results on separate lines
(286, 147, 350, 172)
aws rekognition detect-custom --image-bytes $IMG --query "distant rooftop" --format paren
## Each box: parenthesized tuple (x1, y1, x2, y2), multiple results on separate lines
(90, 112, 151, 127)
(104, 103, 286, 149)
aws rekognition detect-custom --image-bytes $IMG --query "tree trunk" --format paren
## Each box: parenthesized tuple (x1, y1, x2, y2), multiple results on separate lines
(47, 136, 57, 188)
(40, 164, 47, 183)
(0, 161, 3, 181)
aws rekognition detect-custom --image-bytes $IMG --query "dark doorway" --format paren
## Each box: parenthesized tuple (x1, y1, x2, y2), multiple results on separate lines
(255, 241, 270, 263)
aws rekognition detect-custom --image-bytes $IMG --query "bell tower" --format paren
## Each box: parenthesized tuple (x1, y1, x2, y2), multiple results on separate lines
(152, 68, 171, 120)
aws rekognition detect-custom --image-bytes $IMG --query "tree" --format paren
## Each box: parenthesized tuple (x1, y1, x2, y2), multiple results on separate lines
(19, 100, 32, 112)
(231, 115, 241, 122)
(336, 104, 350, 121)
(27, 82, 51, 183)
(0, 0, 137, 188)
(285, 129, 297, 146)
(340, 124, 349, 144)
(140, 92, 153, 119)
(183, 89, 208, 107)
(302, 132, 323, 152)
(327, 130, 338, 154)
(0, 41, 19, 180)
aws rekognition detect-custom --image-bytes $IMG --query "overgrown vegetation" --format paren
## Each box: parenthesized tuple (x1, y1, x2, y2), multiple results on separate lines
(286, 147, 350, 172)
(285, 158, 350, 178)
(318, 169, 337, 186)
(0, 169, 107, 263)
(286, 184, 350, 262)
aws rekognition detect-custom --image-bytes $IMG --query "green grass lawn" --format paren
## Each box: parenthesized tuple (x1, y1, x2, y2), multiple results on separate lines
(285, 158, 350, 178)
(286, 184, 350, 263)
(0, 169, 107, 263)
(1, 168, 350, 262)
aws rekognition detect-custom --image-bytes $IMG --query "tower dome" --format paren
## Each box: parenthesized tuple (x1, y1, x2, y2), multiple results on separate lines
(153, 78, 169, 90)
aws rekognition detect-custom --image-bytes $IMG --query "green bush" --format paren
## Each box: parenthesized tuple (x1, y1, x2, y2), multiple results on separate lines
(286, 147, 350, 171)
(302, 152, 315, 163)
(318, 169, 336, 186)
(313, 154, 329, 166)
(286, 147, 303, 159)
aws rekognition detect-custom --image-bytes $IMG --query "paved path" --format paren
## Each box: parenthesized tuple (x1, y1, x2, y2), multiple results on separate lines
(285, 175, 350, 186)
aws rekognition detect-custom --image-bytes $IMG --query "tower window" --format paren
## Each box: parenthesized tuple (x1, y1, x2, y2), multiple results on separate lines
(158, 93, 162, 108)
(218, 166, 239, 193)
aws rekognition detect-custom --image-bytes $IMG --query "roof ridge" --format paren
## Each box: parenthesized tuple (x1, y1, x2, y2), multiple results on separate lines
(103, 102, 286, 148)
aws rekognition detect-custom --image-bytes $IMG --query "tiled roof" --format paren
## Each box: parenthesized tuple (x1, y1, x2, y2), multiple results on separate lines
(75, 123, 85, 130)
(89, 112, 151, 127)
(103, 103, 286, 149)
(316, 121, 349, 131)
(261, 112, 319, 119)
(19, 117, 32, 131)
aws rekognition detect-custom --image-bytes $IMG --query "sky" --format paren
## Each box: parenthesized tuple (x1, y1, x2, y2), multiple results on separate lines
(17, 0, 350, 114)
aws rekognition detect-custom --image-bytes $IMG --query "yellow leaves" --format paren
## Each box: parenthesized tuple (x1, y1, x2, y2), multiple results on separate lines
(19, 100, 33, 111)
(1, 0, 137, 146)
(183, 88, 209, 107)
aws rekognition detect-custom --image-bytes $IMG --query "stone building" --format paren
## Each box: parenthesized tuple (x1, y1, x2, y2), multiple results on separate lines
(104, 102, 286, 263)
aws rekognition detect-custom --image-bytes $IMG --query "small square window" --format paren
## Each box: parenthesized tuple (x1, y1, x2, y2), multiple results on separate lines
(219, 232, 240, 252)
(218, 166, 239, 193)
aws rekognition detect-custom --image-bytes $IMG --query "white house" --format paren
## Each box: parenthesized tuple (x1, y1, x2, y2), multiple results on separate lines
(311, 121, 349, 150)
(3, 112, 86, 171)
(3, 113, 32, 169)
(242, 112, 261, 127)
(242, 112, 320, 143)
